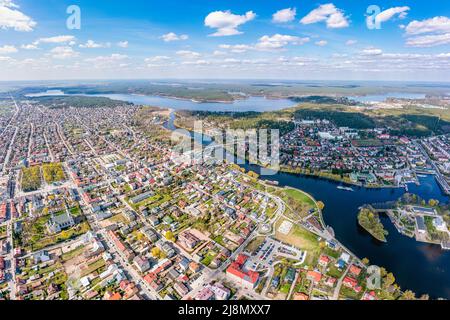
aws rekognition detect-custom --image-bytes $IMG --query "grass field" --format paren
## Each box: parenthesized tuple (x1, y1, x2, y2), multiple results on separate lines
(275, 188, 316, 220)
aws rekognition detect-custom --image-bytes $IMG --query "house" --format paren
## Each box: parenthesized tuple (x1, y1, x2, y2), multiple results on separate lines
(226, 254, 259, 289)
(209, 283, 231, 300)
(47, 212, 75, 233)
(173, 282, 190, 296)
(133, 256, 150, 273)
(362, 291, 377, 300)
(178, 231, 200, 250)
(189, 262, 201, 273)
(293, 292, 309, 300)
(318, 255, 330, 267)
(325, 277, 337, 287)
(141, 227, 158, 242)
(349, 265, 362, 276)
(343, 276, 359, 291)
(285, 268, 296, 284)
(196, 287, 214, 300)
(306, 270, 322, 283)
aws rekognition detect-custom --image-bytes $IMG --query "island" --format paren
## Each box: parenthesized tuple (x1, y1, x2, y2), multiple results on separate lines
(358, 206, 389, 242)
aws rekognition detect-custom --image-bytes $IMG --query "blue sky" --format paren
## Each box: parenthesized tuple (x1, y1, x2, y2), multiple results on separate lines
(0, 0, 449, 81)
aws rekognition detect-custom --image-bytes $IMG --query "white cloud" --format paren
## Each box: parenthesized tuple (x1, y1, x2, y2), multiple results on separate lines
(300, 3, 349, 29)
(219, 44, 253, 53)
(256, 34, 310, 51)
(315, 40, 328, 47)
(79, 40, 110, 49)
(160, 32, 189, 42)
(272, 8, 296, 23)
(0, 0, 36, 31)
(204, 10, 256, 36)
(213, 50, 227, 56)
(84, 54, 128, 68)
(0, 45, 17, 54)
(361, 48, 383, 56)
(21, 43, 38, 50)
(406, 33, 450, 47)
(346, 39, 357, 46)
(371, 6, 409, 27)
(36, 35, 76, 44)
(49, 46, 79, 59)
(405, 16, 450, 35)
(405, 16, 450, 47)
(117, 41, 129, 48)
(145, 56, 170, 63)
(176, 50, 201, 59)
(181, 59, 210, 66)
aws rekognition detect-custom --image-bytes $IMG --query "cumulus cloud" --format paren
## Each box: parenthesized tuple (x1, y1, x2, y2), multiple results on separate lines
(219, 44, 253, 53)
(35, 35, 76, 45)
(145, 56, 170, 63)
(117, 41, 128, 48)
(272, 8, 296, 23)
(405, 16, 450, 35)
(315, 40, 328, 47)
(84, 54, 128, 68)
(176, 50, 201, 59)
(0, 45, 17, 54)
(49, 46, 79, 59)
(405, 16, 450, 47)
(0, 0, 36, 31)
(160, 32, 189, 42)
(256, 34, 310, 51)
(21, 43, 38, 50)
(204, 10, 256, 36)
(406, 33, 450, 47)
(361, 48, 383, 56)
(300, 3, 349, 29)
(79, 40, 110, 49)
(346, 39, 357, 46)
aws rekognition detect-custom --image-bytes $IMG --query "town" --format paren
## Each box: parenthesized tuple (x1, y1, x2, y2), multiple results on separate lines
(0, 95, 425, 301)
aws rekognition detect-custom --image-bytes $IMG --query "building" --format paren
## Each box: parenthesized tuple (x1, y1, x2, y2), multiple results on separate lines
(226, 254, 259, 289)
(173, 282, 189, 296)
(47, 212, 75, 233)
(433, 217, 448, 232)
(306, 270, 322, 283)
(416, 216, 427, 234)
(133, 256, 150, 273)
(178, 231, 200, 250)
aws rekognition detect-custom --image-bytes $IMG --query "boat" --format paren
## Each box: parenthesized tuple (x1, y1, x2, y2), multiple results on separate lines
(265, 180, 279, 186)
(337, 185, 354, 192)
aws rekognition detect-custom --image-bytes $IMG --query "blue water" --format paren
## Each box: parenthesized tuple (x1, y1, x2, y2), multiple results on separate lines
(84, 93, 295, 112)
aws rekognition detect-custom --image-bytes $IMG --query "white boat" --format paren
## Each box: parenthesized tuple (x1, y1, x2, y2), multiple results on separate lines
(337, 186, 354, 192)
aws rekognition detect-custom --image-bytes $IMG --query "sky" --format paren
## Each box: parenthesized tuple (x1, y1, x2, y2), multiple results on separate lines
(0, 0, 450, 81)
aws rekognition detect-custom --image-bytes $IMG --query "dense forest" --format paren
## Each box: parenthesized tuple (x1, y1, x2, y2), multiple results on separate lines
(294, 109, 376, 129)
(32, 96, 132, 108)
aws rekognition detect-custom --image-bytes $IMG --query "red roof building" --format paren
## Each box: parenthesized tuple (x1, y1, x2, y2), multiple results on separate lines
(226, 254, 259, 288)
